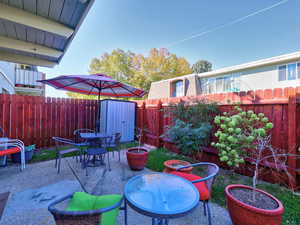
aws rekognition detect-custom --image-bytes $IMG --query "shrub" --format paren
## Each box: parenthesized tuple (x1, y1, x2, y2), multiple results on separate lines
(163, 98, 218, 156)
(164, 119, 212, 156)
(212, 106, 273, 167)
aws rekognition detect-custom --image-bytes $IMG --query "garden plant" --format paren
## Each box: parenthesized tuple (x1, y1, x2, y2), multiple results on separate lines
(212, 105, 292, 225)
(164, 99, 218, 158)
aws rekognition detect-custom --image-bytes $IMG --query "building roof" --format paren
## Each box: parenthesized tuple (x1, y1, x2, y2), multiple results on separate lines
(153, 51, 300, 84)
(0, 0, 95, 67)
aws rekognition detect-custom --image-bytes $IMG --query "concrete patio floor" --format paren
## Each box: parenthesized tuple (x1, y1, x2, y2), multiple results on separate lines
(0, 148, 232, 225)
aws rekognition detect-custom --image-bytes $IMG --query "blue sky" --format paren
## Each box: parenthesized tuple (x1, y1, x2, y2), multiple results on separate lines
(40, 0, 300, 97)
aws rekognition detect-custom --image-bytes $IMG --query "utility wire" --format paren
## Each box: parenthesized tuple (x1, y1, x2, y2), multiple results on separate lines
(165, 0, 289, 48)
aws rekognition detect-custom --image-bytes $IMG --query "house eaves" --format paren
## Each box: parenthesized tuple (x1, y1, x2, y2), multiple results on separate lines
(0, 0, 95, 68)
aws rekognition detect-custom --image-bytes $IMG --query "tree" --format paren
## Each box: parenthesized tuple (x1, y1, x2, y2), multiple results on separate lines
(68, 48, 195, 99)
(192, 60, 212, 74)
(89, 48, 192, 92)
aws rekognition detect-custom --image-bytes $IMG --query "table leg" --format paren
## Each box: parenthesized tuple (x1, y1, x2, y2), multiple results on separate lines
(152, 218, 168, 225)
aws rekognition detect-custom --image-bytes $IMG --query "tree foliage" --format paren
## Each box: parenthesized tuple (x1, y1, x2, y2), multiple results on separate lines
(68, 48, 212, 99)
(89, 48, 192, 92)
(192, 60, 212, 74)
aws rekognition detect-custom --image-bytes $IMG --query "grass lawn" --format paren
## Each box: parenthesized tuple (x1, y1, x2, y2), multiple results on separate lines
(146, 148, 300, 225)
(31, 141, 138, 163)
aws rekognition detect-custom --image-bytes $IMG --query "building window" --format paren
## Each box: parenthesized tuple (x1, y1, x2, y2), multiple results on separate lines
(223, 76, 232, 92)
(216, 77, 224, 93)
(172, 80, 184, 97)
(20, 64, 32, 70)
(208, 78, 216, 94)
(278, 65, 287, 81)
(288, 63, 296, 80)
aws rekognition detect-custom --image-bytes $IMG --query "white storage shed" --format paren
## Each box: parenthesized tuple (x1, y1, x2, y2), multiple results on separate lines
(99, 100, 136, 142)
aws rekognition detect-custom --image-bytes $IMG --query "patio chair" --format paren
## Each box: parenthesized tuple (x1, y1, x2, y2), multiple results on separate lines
(0, 139, 25, 171)
(83, 136, 112, 176)
(74, 128, 95, 144)
(48, 192, 123, 225)
(170, 162, 219, 225)
(108, 133, 122, 161)
(52, 137, 87, 174)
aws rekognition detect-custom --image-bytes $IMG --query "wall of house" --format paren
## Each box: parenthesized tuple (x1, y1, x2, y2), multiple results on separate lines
(0, 61, 15, 94)
(148, 75, 200, 99)
(199, 61, 300, 94)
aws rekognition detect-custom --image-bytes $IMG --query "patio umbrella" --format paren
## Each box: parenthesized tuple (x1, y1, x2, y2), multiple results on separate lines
(38, 73, 146, 131)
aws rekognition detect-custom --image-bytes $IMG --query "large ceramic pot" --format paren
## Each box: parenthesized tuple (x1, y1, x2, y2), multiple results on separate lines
(126, 147, 148, 171)
(163, 159, 192, 173)
(225, 184, 284, 225)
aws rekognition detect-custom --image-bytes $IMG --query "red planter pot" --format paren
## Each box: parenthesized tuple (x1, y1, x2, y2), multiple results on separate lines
(225, 184, 284, 225)
(163, 159, 192, 174)
(126, 147, 148, 171)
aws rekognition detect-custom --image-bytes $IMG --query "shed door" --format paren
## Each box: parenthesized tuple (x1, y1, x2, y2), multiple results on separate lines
(106, 101, 135, 142)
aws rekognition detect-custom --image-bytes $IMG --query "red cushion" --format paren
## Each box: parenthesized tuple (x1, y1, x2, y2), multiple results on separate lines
(170, 171, 210, 201)
(0, 147, 21, 156)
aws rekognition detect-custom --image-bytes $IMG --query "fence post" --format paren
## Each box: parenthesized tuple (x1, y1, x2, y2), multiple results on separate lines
(287, 87, 297, 189)
(140, 102, 146, 143)
(155, 100, 163, 147)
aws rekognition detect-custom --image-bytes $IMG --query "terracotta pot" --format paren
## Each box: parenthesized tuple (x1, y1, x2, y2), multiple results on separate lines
(225, 184, 284, 225)
(126, 147, 148, 171)
(163, 159, 192, 173)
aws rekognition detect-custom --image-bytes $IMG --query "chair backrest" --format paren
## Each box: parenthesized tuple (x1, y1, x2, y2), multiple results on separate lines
(114, 133, 121, 145)
(100, 136, 113, 148)
(204, 163, 219, 192)
(178, 162, 219, 192)
(48, 194, 101, 225)
(48, 193, 123, 225)
(74, 128, 95, 143)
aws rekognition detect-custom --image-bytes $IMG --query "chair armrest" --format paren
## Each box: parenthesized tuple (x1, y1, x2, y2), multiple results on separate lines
(176, 162, 219, 184)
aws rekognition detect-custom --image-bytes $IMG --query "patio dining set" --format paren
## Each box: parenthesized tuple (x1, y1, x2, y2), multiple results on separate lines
(0, 126, 220, 225)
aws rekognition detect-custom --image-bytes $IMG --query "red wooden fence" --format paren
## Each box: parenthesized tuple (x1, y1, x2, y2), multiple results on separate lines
(0, 94, 98, 148)
(136, 87, 300, 188)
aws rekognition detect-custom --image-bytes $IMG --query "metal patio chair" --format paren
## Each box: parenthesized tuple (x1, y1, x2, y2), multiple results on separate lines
(48, 192, 123, 225)
(52, 137, 87, 174)
(170, 162, 219, 225)
(0, 139, 25, 171)
(108, 133, 122, 161)
(83, 136, 112, 176)
(73, 128, 95, 144)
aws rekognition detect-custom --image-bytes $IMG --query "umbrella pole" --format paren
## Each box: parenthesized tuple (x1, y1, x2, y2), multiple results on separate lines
(96, 90, 101, 132)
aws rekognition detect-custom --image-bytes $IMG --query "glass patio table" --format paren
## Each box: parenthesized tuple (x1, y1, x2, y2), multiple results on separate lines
(124, 173, 199, 225)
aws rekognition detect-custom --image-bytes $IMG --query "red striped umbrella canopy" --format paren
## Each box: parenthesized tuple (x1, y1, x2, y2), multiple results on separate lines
(38, 73, 146, 98)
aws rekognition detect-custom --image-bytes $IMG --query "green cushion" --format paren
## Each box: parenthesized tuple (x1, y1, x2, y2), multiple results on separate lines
(66, 192, 122, 225)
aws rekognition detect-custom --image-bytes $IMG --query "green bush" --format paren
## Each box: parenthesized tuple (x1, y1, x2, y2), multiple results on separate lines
(212, 106, 273, 167)
(163, 99, 218, 156)
(164, 119, 212, 156)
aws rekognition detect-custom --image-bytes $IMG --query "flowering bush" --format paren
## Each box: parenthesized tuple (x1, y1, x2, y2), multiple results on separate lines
(212, 106, 273, 167)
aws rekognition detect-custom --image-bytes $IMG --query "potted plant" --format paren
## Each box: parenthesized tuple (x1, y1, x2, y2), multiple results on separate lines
(212, 106, 285, 225)
(11, 144, 35, 163)
(126, 128, 148, 170)
(163, 159, 192, 173)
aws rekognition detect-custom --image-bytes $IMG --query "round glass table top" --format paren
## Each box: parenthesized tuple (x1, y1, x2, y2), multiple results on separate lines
(124, 173, 199, 217)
